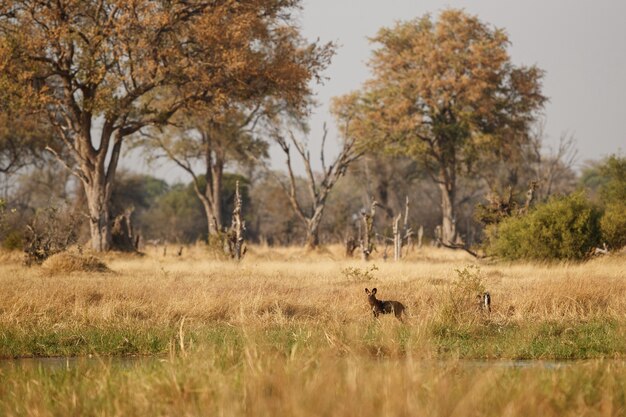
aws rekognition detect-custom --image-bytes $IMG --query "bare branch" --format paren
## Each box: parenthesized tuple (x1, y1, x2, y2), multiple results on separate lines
(320, 122, 328, 174)
(45, 145, 87, 182)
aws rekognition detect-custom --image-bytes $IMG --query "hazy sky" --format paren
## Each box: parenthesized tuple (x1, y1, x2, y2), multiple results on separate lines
(126, 0, 626, 183)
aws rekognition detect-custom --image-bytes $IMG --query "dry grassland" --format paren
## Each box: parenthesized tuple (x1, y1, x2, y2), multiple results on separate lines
(1, 245, 626, 416)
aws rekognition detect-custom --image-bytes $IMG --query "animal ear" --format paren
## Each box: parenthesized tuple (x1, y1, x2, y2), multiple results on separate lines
(365, 288, 370, 294)
(372, 288, 377, 294)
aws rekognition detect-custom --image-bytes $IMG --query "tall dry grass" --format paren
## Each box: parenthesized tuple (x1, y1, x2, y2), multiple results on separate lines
(1, 244, 625, 358)
(1, 245, 626, 416)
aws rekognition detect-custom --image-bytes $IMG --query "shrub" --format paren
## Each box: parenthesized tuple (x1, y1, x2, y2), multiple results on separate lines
(599, 155, 626, 204)
(600, 202, 626, 250)
(24, 206, 80, 265)
(597, 155, 626, 250)
(341, 265, 379, 282)
(486, 192, 601, 261)
(436, 265, 485, 327)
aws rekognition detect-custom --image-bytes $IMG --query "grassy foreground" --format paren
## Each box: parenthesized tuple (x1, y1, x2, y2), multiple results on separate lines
(2, 353, 626, 416)
(1, 245, 625, 360)
(1, 245, 626, 416)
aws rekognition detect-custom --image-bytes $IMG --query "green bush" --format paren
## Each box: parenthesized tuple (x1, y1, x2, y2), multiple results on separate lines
(486, 192, 601, 261)
(596, 156, 626, 250)
(600, 202, 626, 250)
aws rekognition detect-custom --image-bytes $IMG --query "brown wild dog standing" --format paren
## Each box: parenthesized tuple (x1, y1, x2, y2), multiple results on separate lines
(365, 288, 405, 321)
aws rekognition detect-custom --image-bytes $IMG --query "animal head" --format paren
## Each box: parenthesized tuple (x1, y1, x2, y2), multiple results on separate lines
(365, 288, 379, 304)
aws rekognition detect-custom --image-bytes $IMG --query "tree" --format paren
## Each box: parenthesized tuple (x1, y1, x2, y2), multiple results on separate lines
(0, 114, 49, 178)
(597, 155, 626, 250)
(332, 9, 546, 244)
(141, 182, 206, 244)
(270, 123, 362, 249)
(141, 108, 269, 241)
(0, 78, 60, 190)
(0, 0, 328, 251)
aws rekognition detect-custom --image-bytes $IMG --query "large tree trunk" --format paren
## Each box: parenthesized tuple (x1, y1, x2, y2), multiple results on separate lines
(200, 199, 220, 239)
(85, 179, 112, 252)
(304, 205, 325, 250)
(200, 145, 224, 241)
(226, 180, 246, 260)
(304, 221, 320, 250)
(209, 163, 223, 234)
(194, 159, 224, 242)
(438, 181, 457, 245)
(80, 129, 122, 253)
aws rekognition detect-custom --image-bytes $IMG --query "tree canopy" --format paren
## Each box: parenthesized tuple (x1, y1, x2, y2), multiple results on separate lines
(333, 9, 546, 244)
(0, 0, 332, 250)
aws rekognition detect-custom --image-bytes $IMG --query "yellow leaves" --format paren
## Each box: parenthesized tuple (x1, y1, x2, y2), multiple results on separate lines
(332, 8, 545, 174)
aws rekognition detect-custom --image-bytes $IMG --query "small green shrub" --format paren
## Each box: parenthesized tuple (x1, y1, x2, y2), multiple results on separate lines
(596, 155, 626, 250)
(436, 265, 485, 327)
(341, 264, 378, 281)
(486, 192, 601, 261)
(600, 202, 626, 250)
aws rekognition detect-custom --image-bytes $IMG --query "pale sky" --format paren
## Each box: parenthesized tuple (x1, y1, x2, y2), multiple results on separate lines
(125, 0, 626, 183)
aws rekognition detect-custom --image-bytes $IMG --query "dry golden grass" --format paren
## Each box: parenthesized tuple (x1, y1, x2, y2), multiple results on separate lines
(1, 245, 625, 326)
(40, 251, 110, 275)
(0, 245, 624, 352)
(1, 245, 626, 416)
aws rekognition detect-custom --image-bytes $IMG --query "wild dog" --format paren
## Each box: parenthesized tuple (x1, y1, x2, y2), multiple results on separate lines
(365, 288, 405, 321)
(477, 291, 491, 313)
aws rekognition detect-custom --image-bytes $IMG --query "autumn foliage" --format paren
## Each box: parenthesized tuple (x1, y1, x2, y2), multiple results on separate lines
(0, 0, 332, 251)
(333, 10, 546, 245)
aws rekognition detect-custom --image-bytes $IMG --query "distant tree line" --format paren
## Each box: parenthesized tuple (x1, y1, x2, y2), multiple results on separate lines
(1, 5, 623, 258)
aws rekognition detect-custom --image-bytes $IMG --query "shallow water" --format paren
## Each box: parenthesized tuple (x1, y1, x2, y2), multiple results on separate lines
(0, 355, 164, 371)
(2, 355, 626, 417)
(1, 355, 619, 372)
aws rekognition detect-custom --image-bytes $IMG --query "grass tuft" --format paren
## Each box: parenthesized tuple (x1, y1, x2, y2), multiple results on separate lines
(40, 251, 111, 274)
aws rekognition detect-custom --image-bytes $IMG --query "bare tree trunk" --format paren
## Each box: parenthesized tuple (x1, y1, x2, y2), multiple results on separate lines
(111, 212, 136, 252)
(305, 223, 320, 250)
(518, 181, 538, 215)
(417, 225, 424, 249)
(393, 213, 402, 261)
(305, 208, 324, 250)
(48, 124, 125, 253)
(360, 201, 376, 261)
(192, 160, 223, 243)
(85, 179, 112, 252)
(267, 123, 362, 251)
(213, 169, 223, 233)
(345, 237, 357, 257)
(205, 159, 223, 236)
(226, 181, 246, 260)
(199, 198, 220, 240)
(438, 182, 457, 245)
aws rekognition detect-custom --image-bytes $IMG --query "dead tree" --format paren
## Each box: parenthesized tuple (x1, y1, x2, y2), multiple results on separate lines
(272, 123, 362, 250)
(402, 197, 412, 251)
(518, 181, 538, 215)
(345, 236, 357, 257)
(226, 181, 246, 260)
(390, 197, 414, 261)
(392, 213, 402, 261)
(530, 124, 578, 201)
(360, 201, 377, 261)
(416, 225, 424, 249)
(111, 208, 138, 252)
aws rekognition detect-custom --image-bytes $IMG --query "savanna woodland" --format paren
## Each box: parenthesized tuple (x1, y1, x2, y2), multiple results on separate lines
(1, 2, 625, 417)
